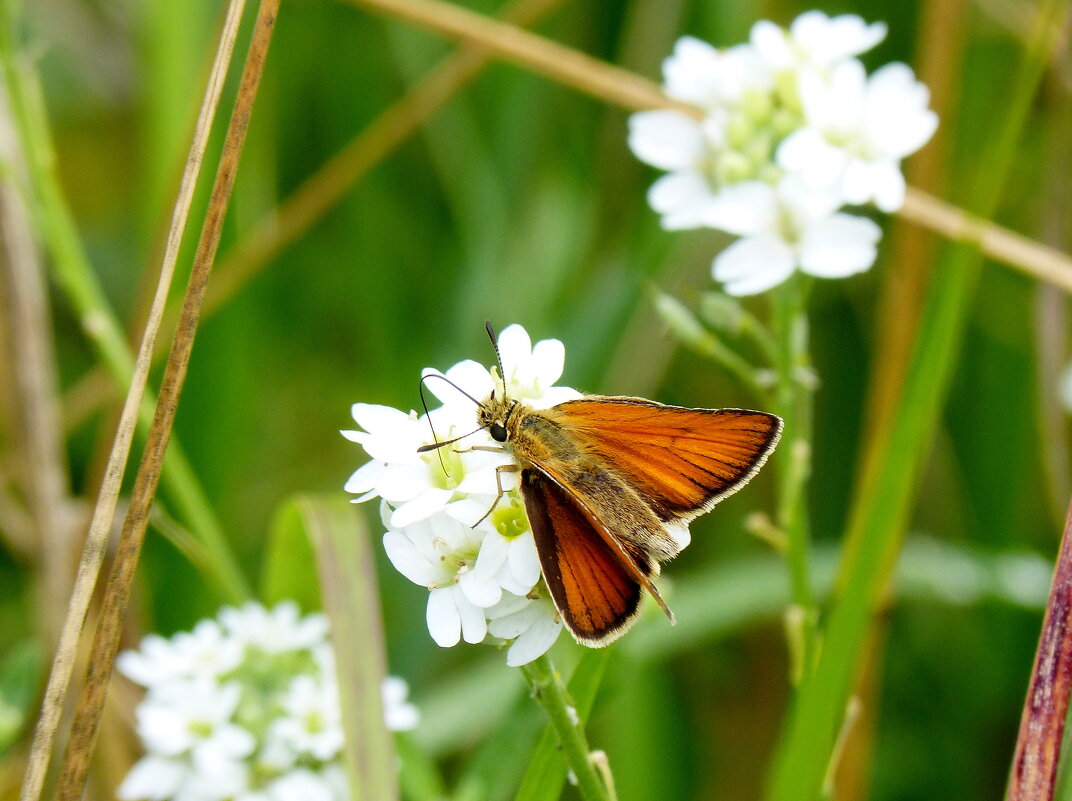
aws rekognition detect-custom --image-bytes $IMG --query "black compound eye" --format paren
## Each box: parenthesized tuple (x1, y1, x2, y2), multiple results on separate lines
(489, 423, 508, 442)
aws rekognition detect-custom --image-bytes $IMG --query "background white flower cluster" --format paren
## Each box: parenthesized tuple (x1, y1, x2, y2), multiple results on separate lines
(629, 11, 938, 295)
(117, 601, 418, 801)
(344, 324, 579, 666)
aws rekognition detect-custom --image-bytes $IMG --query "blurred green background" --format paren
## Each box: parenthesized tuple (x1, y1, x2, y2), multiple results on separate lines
(1, 0, 1069, 799)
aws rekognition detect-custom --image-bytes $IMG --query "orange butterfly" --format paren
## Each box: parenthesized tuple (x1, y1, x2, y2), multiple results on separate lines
(425, 323, 782, 647)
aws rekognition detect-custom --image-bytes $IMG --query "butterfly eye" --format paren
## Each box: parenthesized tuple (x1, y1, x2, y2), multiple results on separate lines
(490, 423, 508, 442)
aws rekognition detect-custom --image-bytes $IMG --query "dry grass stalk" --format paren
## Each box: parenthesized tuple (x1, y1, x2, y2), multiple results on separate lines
(14, 1, 252, 797)
(1006, 503, 1072, 801)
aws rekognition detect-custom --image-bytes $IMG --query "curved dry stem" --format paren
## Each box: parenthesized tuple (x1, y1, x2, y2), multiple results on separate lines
(339, 0, 1072, 292)
(51, 1, 280, 798)
(900, 187, 1072, 292)
(339, 0, 684, 114)
(15, 1, 250, 800)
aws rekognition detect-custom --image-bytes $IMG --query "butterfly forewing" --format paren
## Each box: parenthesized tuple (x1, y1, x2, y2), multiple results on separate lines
(520, 469, 648, 645)
(549, 398, 782, 522)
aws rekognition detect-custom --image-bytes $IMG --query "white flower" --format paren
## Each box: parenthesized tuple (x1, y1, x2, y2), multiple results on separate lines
(345, 323, 582, 662)
(423, 324, 580, 411)
(487, 593, 563, 667)
(628, 16, 936, 296)
(135, 680, 253, 760)
(662, 37, 771, 109)
(778, 60, 938, 211)
(266, 769, 337, 801)
(343, 403, 501, 529)
(630, 112, 784, 233)
(117, 620, 244, 689)
(751, 11, 887, 74)
(270, 675, 343, 761)
(219, 600, 328, 654)
(711, 177, 882, 295)
(447, 497, 542, 596)
(120, 603, 419, 801)
(118, 757, 189, 801)
(381, 676, 419, 731)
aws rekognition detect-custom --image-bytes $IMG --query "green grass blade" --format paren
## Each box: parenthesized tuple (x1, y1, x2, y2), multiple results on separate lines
(299, 493, 399, 801)
(261, 498, 323, 611)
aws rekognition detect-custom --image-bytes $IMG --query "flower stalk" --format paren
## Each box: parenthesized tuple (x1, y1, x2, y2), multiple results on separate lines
(520, 655, 614, 801)
(770, 278, 818, 678)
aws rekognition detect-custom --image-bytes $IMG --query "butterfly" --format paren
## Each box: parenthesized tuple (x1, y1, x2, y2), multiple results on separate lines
(423, 323, 782, 647)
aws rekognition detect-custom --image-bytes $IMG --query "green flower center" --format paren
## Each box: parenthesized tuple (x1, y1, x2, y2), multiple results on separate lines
(492, 494, 530, 539)
(423, 436, 466, 491)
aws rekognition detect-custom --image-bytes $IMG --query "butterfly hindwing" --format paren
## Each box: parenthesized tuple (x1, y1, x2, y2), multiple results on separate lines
(548, 397, 782, 522)
(520, 468, 652, 646)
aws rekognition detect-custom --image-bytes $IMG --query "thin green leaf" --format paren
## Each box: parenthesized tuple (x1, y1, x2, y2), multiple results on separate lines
(0, 642, 41, 757)
(261, 500, 323, 611)
(396, 732, 449, 801)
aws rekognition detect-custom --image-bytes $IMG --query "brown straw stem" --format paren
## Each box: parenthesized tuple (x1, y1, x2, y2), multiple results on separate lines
(1007, 502, 1072, 801)
(53, 2, 280, 798)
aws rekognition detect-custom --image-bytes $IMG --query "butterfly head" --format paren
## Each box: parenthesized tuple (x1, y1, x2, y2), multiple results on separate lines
(475, 320, 517, 445)
(475, 386, 517, 445)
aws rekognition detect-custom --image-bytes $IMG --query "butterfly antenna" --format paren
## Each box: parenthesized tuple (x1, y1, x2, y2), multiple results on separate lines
(416, 373, 487, 470)
(484, 320, 507, 398)
(417, 376, 449, 475)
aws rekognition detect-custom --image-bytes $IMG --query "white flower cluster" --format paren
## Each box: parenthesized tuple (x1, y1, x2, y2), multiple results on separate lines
(344, 325, 578, 666)
(629, 11, 938, 295)
(117, 601, 418, 801)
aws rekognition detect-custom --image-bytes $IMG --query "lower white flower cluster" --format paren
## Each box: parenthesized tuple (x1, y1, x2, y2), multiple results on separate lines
(344, 325, 578, 666)
(117, 601, 418, 801)
(628, 11, 938, 295)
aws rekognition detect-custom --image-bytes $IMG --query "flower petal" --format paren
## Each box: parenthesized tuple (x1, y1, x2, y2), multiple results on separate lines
(713, 234, 796, 296)
(383, 530, 442, 586)
(426, 588, 461, 647)
(528, 337, 566, 390)
(389, 487, 454, 528)
(662, 36, 724, 105)
(628, 110, 706, 171)
(459, 569, 502, 608)
(704, 181, 779, 236)
(648, 172, 717, 230)
(799, 213, 881, 277)
(506, 612, 562, 667)
(455, 587, 489, 643)
(507, 533, 542, 590)
(118, 757, 188, 801)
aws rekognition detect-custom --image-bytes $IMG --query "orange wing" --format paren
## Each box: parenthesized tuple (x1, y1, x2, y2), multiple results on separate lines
(521, 468, 654, 646)
(549, 397, 782, 523)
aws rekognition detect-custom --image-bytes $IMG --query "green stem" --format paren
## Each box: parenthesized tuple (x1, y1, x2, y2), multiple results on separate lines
(653, 289, 764, 396)
(0, 11, 250, 603)
(770, 276, 818, 680)
(520, 654, 613, 801)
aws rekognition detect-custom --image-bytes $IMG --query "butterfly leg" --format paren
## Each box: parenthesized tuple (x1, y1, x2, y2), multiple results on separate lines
(471, 463, 518, 528)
